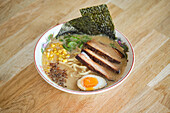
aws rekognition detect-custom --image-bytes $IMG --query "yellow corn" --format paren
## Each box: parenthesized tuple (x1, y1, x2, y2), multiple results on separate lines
(62, 51, 67, 55)
(47, 66, 51, 69)
(62, 55, 66, 59)
(56, 53, 59, 55)
(46, 52, 50, 58)
(42, 61, 46, 65)
(58, 50, 62, 53)
(51, 43, 56, 48)
(63, 49, 67, 52)
(48, 57, 53, 61)
(66, 54, 70, 58)
(46, 48, 51, 52)
(43, 42, 71, 64)
(50, 54, 54, 58)
(58, 57, 63, 61)
(53, 50, 57, 54)
(62, 59, 67, 62)
(59, 55, 62, 58)
(59, 45, 63, 48)
(56, 43, 60, 45)
(46, 62, 50, 65)
(50, 51, 54, 54)
(43, 51, 47, 55)
(61, 49, 64, 51)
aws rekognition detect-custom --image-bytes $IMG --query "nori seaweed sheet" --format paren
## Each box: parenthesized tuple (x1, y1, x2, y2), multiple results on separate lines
(56, 16, 102, 38)
(56, 22, 80, 37)
(80, 4, 115, 40)
(56, 4, 115, 40)
(68, 16, 101, 35)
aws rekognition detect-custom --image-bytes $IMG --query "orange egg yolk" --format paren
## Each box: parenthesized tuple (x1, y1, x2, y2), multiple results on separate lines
(83, 77, 98, 90)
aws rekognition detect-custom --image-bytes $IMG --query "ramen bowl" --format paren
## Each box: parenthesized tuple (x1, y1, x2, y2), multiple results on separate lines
(34, 24, 135, 95)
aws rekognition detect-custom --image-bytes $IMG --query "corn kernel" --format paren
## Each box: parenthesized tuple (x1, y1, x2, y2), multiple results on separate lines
(50, 54, 54, 58)
(46, 48, 51, 52)
(62, 59, 67, 62)
(56, 53, 59, 55)
(66, 54, 70, 58)
(51, 43, 56, 48)
(56, 43, 60, 45)
(58, 57, 63, 61)
(63, 49, 67, 52)
(59, 55, 62, 58)
(53, 50, 57, 54)
(42, 61, 46, 65)
(58, 50, 62, 53)
(46, 62, 50, 65)
(48, 57, 53, 61)
(47, 66, 51, 69)
(43, 51, 47, 55)
(62, 51, 67, 55)
(50, 51, 53, 54)
(46, 52, 50, 58)
(62, 55, 66, 58)
(59, 45, 63, 48)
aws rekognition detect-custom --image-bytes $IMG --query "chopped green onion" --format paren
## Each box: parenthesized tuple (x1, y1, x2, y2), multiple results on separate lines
(79, 43, 84, 48)
(63, 44, 70, 51)
(81, 36, 92, 43)
(68, 42, 77, 49)
(59, 39, 63, 42)
(76, 40, 81, 44)
(70, 36, 79, 40)
(60, 35, 92, 52)
(66, 39, 71, 43)
(48, 34, 53, 41)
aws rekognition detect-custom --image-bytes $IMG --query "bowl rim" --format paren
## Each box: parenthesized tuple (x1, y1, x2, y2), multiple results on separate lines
(34, 24, 135, 95)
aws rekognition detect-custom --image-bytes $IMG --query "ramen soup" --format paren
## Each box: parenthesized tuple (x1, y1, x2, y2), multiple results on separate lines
(42, 34, 127, 91)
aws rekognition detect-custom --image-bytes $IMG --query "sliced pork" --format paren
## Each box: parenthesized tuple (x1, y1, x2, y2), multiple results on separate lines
(84, 40, 122, 63)
(113, 48, 125, 58)
(76, 52, 116, 81)
(81, 49, 120, 73)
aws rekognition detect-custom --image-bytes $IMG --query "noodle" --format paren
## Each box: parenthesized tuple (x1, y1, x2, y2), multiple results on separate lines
(67, 62, 73, 65)
(73, 64, 77, 71)
(79, 70, 91, 75)
(59, 57, 93, 78)
(67, 59, 75, 61)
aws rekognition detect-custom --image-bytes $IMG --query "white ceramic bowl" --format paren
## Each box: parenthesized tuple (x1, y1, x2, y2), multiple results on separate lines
(34, 24, 135, 95)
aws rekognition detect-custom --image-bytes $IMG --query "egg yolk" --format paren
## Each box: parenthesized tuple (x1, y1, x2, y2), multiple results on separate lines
(83, 77, 98, 90)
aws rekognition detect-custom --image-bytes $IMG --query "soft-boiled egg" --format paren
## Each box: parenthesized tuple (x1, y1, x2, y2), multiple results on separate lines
(77, 75, 107, 91)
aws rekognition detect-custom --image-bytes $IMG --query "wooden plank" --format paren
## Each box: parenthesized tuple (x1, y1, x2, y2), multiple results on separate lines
(155, 16, 170, 37)
(0, 0, 37, 25)
(153, 75, 170, 109)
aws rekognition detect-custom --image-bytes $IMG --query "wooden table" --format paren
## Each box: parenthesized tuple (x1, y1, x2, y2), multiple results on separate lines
(0, 0, 169, 112)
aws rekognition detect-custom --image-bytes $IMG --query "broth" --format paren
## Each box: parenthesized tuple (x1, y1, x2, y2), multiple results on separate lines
(42, 35, 127, 91)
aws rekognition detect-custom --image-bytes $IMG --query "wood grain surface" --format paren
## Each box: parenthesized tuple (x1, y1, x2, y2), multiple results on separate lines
(0, 0, 169, 113)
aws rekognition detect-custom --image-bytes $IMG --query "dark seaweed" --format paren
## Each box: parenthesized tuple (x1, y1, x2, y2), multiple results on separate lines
(56, 4, 115, 40)
(80, 4, 115, 40)
(56, 22, 81, 38)
(68, 16, 101, 35)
